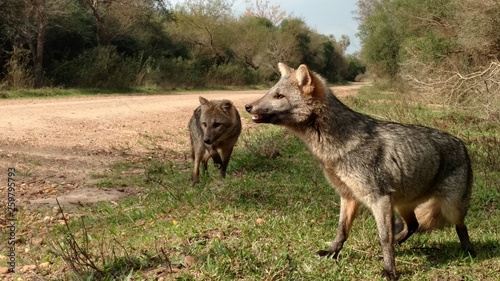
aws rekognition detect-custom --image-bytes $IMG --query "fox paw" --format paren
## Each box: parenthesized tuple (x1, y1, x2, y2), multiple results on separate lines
(381, 269, 398, 281)
(316, 249, 339, 259)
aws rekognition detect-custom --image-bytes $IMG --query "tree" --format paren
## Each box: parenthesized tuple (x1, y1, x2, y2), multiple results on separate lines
(0, 0, 67, 88)
(345, 53, 366, 81)
(0, 0, 355, 89)
(170, 0, 235, 64)
(398, 0, 499, 108)
(356, 0, 499, 112)
(244, 0, 287, 26)
(77, 0, 162, 46)
(355, 0, 379, 23)
(228, 16, 273, 70)
(257, 18, 309, 76)
(356, 0, 404, 79)
(338, 34, 351, 55)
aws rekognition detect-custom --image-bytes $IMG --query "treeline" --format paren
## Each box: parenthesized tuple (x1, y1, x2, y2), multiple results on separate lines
(0, 0, 365, 90)
(356, 0, 500, 111)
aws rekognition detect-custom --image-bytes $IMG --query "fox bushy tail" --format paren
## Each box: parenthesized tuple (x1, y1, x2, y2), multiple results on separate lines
(416, 160, 473, 230)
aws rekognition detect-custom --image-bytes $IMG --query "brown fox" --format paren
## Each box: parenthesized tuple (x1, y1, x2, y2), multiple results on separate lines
(189, 96, 242, 184)
(245, 63, 476, 280)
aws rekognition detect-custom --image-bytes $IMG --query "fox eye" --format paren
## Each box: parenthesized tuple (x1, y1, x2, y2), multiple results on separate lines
(276, 93, 285, 99)
(213, 123, 221, 128)
(202, 122, 207, 128)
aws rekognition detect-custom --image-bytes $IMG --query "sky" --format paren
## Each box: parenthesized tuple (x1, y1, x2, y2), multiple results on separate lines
(232, 0, 361, 54)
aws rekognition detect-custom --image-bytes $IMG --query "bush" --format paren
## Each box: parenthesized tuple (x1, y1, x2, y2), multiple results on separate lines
(205, 63, 260, 87)
(153, 57, 205, 89)
(52, 46, 150, 88)
(2, 46, 33, 89)
(345, 55, 367, 82)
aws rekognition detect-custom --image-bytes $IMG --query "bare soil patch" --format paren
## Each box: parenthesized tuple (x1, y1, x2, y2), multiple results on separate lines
(0, 83, 366, 209)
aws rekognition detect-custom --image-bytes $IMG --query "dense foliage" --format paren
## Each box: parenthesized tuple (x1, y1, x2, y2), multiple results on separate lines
(0, 0, 363, 89)
(356, 0, 500, 113)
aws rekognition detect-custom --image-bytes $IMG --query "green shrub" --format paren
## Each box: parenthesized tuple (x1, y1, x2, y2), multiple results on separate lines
(52, 46, 150, 88)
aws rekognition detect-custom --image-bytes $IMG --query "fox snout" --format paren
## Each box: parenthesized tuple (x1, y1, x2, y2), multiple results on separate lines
(203, 131, 217, 145)
(245, 103, 262, 122)
(245, 102, 277, 124)
(203, 136, 213, 145)
(244, 104, 253, 113)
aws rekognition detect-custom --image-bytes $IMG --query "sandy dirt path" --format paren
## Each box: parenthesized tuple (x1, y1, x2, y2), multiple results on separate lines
(0, 83, 366, 208)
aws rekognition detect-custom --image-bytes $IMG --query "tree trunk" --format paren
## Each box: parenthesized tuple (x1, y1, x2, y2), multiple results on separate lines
(33, 20, 46, 88)
(32, 0, 47, 88)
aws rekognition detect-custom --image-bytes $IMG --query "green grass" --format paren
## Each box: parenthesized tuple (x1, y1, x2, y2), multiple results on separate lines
(0, 87, 178, 99)
(0, 85, 269, 99)
(11, 87, 499, 280)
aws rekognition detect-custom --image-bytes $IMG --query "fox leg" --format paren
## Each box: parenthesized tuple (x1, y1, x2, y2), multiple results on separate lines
(193, 151, 211, 185)
(456, 224, 476, 257)
(372, 195, 397, 281)
(219, 147, 234, 178)
(317, 196, 360, 258)
(207, 146, 223, 169)
(394, 208, 419, 245)
(202, 157, 208, 172)
(192, 160, 200, 184)
(440, 201, 477, 257)
(192, 151, 203, 185)
(201, 152, 210, 174)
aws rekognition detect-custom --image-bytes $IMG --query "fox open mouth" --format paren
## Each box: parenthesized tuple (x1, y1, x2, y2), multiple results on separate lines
(251, 114, 276, 123)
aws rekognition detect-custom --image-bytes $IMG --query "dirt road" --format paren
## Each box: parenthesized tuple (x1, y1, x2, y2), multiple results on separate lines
(0, 83, 366, 208)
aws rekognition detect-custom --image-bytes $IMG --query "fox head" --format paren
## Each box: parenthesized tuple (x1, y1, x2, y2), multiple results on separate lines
(199, 96, 237, 145)
(245, 63, 327, 126)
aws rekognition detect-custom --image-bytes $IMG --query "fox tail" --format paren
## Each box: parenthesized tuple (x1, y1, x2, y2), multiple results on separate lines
(415, 198, 450, 230)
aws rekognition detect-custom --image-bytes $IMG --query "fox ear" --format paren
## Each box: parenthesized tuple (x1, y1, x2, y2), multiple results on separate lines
(199, 96, 210, 106)
(278, 62, 294, 77)
(295, 64, 312, 87)
(220, 100, 233, 112)
(295, 64, 325, 99)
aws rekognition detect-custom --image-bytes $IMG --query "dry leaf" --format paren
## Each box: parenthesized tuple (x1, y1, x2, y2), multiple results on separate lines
(184, 255, 195, 267)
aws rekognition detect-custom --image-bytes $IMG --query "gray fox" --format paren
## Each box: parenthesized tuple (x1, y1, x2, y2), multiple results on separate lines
(189, 96, 241, 184)
(245, 63, 475, 280)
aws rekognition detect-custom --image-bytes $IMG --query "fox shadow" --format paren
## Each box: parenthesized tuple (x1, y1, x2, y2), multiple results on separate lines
(397, 238, 499, 266)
